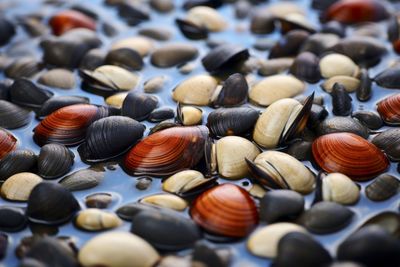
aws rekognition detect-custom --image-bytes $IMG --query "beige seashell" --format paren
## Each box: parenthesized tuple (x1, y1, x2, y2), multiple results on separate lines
(1, 172, 42, 201)
(162, 170, 210, 195)
(111, 36, 155, 57)
(247, 223, 308, 258)
(38, 68, 76, 89)
(319, 54, 359, 79)
(248, 184, 267, 198)
(150, 43, 198, 68)
(140, 194, 188, 211)
(172, 75, 218, 106)
(249, 75, 306, 106)
(90, 65, 139, 91)
(144, 76, 167, 93)
(186, 6, 227, 32)
(322, 173, 360, 205)
(266, 3, 305, 18)
(180, 106, 203, 126)
(215, 136, 260, 179)
(75, 209, 123, 231)
(321, 76, 360, 93)
(105, 92, 129, 108)
(78, 232, 160, 267)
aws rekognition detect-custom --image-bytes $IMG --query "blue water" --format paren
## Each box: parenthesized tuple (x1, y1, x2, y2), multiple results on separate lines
(0, 0, 399, 266)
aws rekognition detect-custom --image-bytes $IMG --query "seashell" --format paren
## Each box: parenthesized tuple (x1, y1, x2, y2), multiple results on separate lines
(259, 190, 304, 223)
(149, 119, 180, 135)
(4, 57, 42, 79)
(317, 117, 369, 138)
(123, 126, 208, 176)
(325, 0, 389, 24)
(122, 92, 159, 121)
(140, 194, 188, 211)
(177, 105, 202, 126)
(78, 232, 160, 267)
(116, 202, 160, 221)
(105, 48, 143, 71)
(319, 54, 358, 79)
(85, 193, 113, 209)
(274, 232, 333, 267)
(301, 33, 340, 56)
(0, 206, 27, 232)
(37, 96, 90, 119)
(192, 242, 231, 267)
(331, 83, 353, 116)
(269, 30, 310, 59)
(315, 173, 360, 205)
(175, 18, 208, 40)
(249, 75, 306, 106)
(49, 10, 96, 36)
(162, 170, 217, 197)
(1, 172, 42, 201)
(38, 68, 76, 89)
(372, 129, 400, 161)
(279, 13, 317, 34)
(135, 176, 152, 190)
(357, 68, 372, 102)
(33, 104, 110, 147)
(172, 75, 218, 106)
(9, 79, 53, 109)
(59, 168, 104, 191)
(258, 58, 294, 76)
(0, 149, 36, 181)
(138, 26, 172, 40)
(321, 76, 360, 93)
(202, 44, 249, 73)
(250, 10, 275, 34)
(365, 174, 399, 202)
(337, 226, 400, 267)
(151, 43, 198, 68)
(38, 144, 74, 179)
(213, 136, 260, 179)
(105, 92, 128, 108)
(0, 128, 17, 160)
(374, 67, 400, 89)
(75, 209, 122, 231)
(246, 151, 315, 194)
(312, 133, 389, 181)
(0, 100, 31, 129)
(352, 110, 383, 130)
(144, 75, 167, 93)
(248, 184, 267, 199)
(289, 52, 321, 83)
(27, 182, 80, 225)
(287, 140, 313, 161)
(358, 212, 400, 238)
(190, 184, 258, 238)
(116, 2, 150, 26)
(376, 94, 400, 125)
(78, 116, 144, 162)
(207, 107, 259, 137)
(0, 17, 15, 46)
(111, 36, 155, 57)
(211, 73, 248, 107)
(247, 223, 308, 258)
(148, 107, 175, 123)
(80, 48, 106, 70)
(186, 6, 226, 32)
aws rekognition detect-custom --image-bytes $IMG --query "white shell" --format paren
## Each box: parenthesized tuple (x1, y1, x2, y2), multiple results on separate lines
(172, 75, 218, 106)
(162, 170, 207, 195)
(90, 65, 139, 91)
(144, 76, 167, 93)
(321, 76, 360, 93)
(319, 54, 359, 78)
(186, 6, 227, 32)
(180, 106, 203, 126)
(322, 173, 360, 205)
(140, 194, 188, 211)
(105, 92, 129, 108)
(111, 36, 155, 57)
(75, 209, 123, 231)
(1, 172, 42, 201)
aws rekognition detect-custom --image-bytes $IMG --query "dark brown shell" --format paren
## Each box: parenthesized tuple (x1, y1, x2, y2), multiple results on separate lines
(38, 144, 75, 179)
(269, 30, 310, 59)
(175, 18, 208, 40)
(105, 48, 143, 71)
(0, 100, 31, 129)
(377, 94, 400, 125)
(212, 73, 248, 108)
(365, 174, 399, 202)
(290, 52, 321, 84)
(0, 128, 17, 160)
(372, 128, 400, 161)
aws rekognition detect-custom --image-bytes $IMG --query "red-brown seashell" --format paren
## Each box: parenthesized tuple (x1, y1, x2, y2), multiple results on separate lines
(312, 132, 389, 181)
(325, 0, 389, 24)
(49, 10, 96, 36)
(33, 104, 109, 147)
(123, 126, 209, 176)
(0, 128, 17, 160)
(190, 183, 259, 238)
(377, 94, 400, 125)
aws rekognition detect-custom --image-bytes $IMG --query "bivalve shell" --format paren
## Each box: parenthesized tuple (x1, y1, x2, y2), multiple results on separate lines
(0, 150, 37, 181)
(177, 105, 203, 126)
(321, 76, 360, 93)
(75, 209, 122, 231)
(377, 94, 400, 125)
(162, 170, 217, 196)
(172, 75, 218, 106)
(111, 36, 155, 57)
(202, 44, 249, 73)
(319, 173, 360, 205)
(319, 54, 359, 78)
(140, 194, 188, 211)
(1, 172, 42, 201)
(365, 174, 399, 202)
(186, 6, 227, 32)
(49, 10, 96, 36)
(151, 43, 198, 68)
(38, 144, 74, 179)
(105, 92, 128, 108)
(0, 100, 31, 129)
(38, 68, 76, 89)
(0, 128, 17, 160)
(37, 96, 90, 119)
(59, 168, 104, 191)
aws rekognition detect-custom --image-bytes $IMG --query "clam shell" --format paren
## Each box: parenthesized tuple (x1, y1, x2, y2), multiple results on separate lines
(319, 54, 358, 79)
(377, 94, 400, 125)
(49, 10, 96, 36)
(320, 173, 360, 205)
(78, 232, 160, 267)
(202, 44, 249, 73)
(111, 36, 155, 57)
(212, 73, 248, 107)
(9, 79, 53, 109)
(312, 133, 389, 181)
(172, 74, 218, 106)
(0, 128, 17, 160)
(0, 149, 37, 181)
(177, 105, 202, 126)
(123, 126, 209, 176)
(365, 174, 399, 202)
(85, 193, 113, 209)
(321, 76, 360, 93)
(105, 92, 128, 108)
(290, 52, 321, 83)
(162, 170, 217, 196)
(37, 96, 90, 119)
(352, 110, 383, 130)
(260, 190, 304, 223)
(316, 117, 369, 138)
(80, 48, 106, 70)
(38, 68, 76, 89)
(372, 129, 400, 161)
(140, 194, 188, 211)
(105, 48, 143, 71)
(0, 100, 31, 129)
(75, 209, 122, 231)
(148, 107, 175, 122)
(1, 172, 42, 201)
(38, 144, 74, 179)
(175, 18, 208, 40)
(144, 75, 167, 93)
(121, 92, 159, 121)
(150, 43, 198, 68)
(59, 168, 104, 191)
(190, 183, 259, 238)
(250, 10, 275, 34)
(186, 6, 227, 32)
(138, 26, 172, 40)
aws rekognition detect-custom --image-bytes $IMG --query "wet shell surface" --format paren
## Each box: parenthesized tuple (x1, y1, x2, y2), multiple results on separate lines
(38, 68, 76, 89)
(172, 74, 218, 106)
(150, 43, 198, 68)
(186, 6, 227, 32)
(1, 172, 42, 201)
(49, 10, 96, 36)
(312, 133, 389, 181)
(162, 170, 216, 196)
(75, 209, 122, 231)
(319, 54, 358, 79)
(0, 149, 37, 181)
(321, 76, 360, 93)
(320, 173, 360, 205)
(372, 128, 400, 161)
(190, 183, 259, 238)
(177, 105, 203, 126)
(0, 128, 17, 160)
(37, 96, 90, 119)
(105, 92, 128, 108)
(140, 194, 188, 211)
(377, 94, 400, 125)
(59, 168, 104, 191)
(38, 144, 74, 179)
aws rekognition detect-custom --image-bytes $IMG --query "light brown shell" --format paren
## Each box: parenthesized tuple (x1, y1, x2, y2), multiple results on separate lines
(75, 209, 122, 231)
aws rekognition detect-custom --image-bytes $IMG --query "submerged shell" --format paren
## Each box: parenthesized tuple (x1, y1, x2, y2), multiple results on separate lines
(172, 75, 218, 106)
(38, 144, 74, 179)
(1, 172, 42, 201)
(75, 209, 122, 231)
(0, 100, 31, 129)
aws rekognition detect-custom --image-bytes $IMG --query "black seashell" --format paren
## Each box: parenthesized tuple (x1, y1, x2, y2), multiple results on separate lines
(365, 174, 399, 202)
(176, 18, 208, 40)
(9, 79, 53, 109)
(0, 149, 37, 181)
(105, 48, 143, 71)
(183, 0, 223, 10)
(148, 107, 175, 122)
(290, 52, 321, 84)
(79, 48, 105, 71)
(0, 80, 11, 101)
(317, 117, 369, 138)
(59, 168, 104, 191)
(269, 30, 310, 59)
(352, 110, 382, 130)
(372, 129, 400, 161)
(250, 11, 275, 34)
(374, 67, 400, 89)
(212, 73, 248, 107)
(0, 100, 31, 129)
(357, 68, 371, 102)
(287, 140, 313, 161)
(37, 96, 90, 119)
(202, 44, 249, 73)
(131, 209, 202, 250)
(307, 104, 329, 129)
(0, 17, 15, 46)
(121, 92, 159, 121)
(78, 116, 145, 162)
(0, 206, 27, 232)
(207, 107, 259, 137)
(38, 144, 74, 179)
(117, 2, 150, 26)
(27, 183, 80, 225)
(116, 202, 160, 221)
(4, 58, 42, 79)
(331, 83, 352, 116)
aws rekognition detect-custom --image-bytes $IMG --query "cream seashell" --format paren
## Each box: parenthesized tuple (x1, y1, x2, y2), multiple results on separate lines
(162, 170, 206, 194)
(319, 54, 359, 78)
(322, 173, 360, 205)
(75, 209, 123, 231)
(1, 172, 42, 201)
(321, 76, 360, 93)
(172, 75, 218, 106)
(91, 65, 139, 91)
(140, 194, 188, 211)
(111, 36, 155, 57)
(180, 106, 203, 126)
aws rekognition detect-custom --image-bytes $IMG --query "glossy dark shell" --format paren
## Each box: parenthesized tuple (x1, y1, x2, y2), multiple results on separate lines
(377, 94, 400, 125)
(0, 206, 27, 232)
(289, 52, 321, 84)
(123, 126, 209, 176)
(38, 144, 74, 179)
(374, 67, 400, 89)
(27, 183, 80, 225)
(175, 18, 208, 40)
(212, 73, 248, 107)
(148, 107, 175, 122)
(0, 17, 15, 46)
(0, 128, 17, 160)
(0, 149, 37, 181)
(9, 79, 53, 109)
(316, 117, 369, 138)
(312, 133, 389, 181)
(372, 128, 400, 161)
(202, 44, 249, 73)
(4, 58, 42, 80)
(37, 96, 90, 119)
(357, 68, 372, 102)
(59, 168, 104, 191)
(365, 174, 400, 202)
(121, 92, 159, 121)
(331, 83, 352, 116)
(105, 48, 143, 71)
(78, 116, 145, 162)
(49, 10, 96, 36)
(190, 183, 259, 238)
(269, 30, 310, 59)
(0, 100, 31, 129)
(33, 104, 109, 146)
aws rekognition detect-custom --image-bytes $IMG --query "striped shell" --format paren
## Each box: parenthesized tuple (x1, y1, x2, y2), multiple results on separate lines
(377, 94, 400, 125)
(0, 128, 17, 160)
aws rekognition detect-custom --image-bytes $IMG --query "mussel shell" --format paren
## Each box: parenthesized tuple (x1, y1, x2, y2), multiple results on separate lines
(365, 174, 400, 202)
(0, 149, 37, 181)
(202, 44, 249, 73)
(289, 52, 321, 83)
(212, 73, 248, 107)
(37, 96, 90, 119)
(0, 206, 27, 232)
(78, 116, 145, 162)
(9, 79, 53, 109)
(4, 57, 42, 79)
(269, 30, 309, 59)
(312, 133, 389, 181)
(316, 117, 369, 138)
(207, 107, 259, 137)
(79, 48, 106, 71)
(358, 212, 400, 238)
(175, 18, 208, 40)
(0, 17, 15, 46)
(372, 129, 400, 161)
(0, 128, 17, 160)
(352, 110, 383, 130)
(38, 144, 75, 179)
(116, 202, 160, 221)
(27, 182, 80, 225)
(33, 104, 110, 146)
(105, 48, 143, 71)
(121, 92, 159, 121)
(374, 67, 400, 89)
(148, 107, 175, 123)
(190, 183, 259, 238)
(59, 168, 104, 191)
(357, 68, 372, 102)
(331, 83, 352, 116)
(0, 100, 31, 129)
(49, 10, 96, 36)
(376, 94, 400, 125)
(123, 126, 208, 176)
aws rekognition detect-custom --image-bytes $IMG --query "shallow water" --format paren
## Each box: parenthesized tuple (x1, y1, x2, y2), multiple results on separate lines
(0, 0, 399, 266)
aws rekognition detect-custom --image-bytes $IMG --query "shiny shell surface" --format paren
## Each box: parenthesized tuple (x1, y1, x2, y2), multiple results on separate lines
(0, 128, 17, 160)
